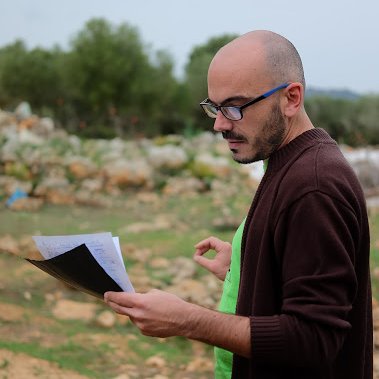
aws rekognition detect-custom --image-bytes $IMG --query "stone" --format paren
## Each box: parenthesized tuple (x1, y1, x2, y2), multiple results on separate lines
(18, 128, 44, 145)
(372, 308, 379, 332)
(0, 302, 26, 322)
(0, 136, 19, 161)
(212, 215, 242, 231)
(8, 197, 43, 212)
(163, 177, 205, 196)
(191, 132, 218, 150)
(0, 349, 89, 379)
(0, 177, 33, 196)
(18, 235, 43, 259)
(186, 357, 214, 372)
(19, 115, 39, 131)
(35, 117, 55, 136)
(80, 178, 104, 193)
(52, 299, 98, 321)
(167, 257, 197, 282)
(354, 160, 379, 189)
(165, 279, 210, 305)
(66, 156, 97, 180)
(0, 235, 19, 255)
(23, 291, 32, 301)
(135, 191, 161, 204)
(95, 310, 117, 328)
(149, 257, 170, 269)
(123, 216, 171, 234)
(125, 247, 152, 264)
(4, 161, 32, 181)
(374, 352, 379, 377)
(103, 159, 153, 189)
(14, 101, 32, 120)
(147, 145, 188, 170)
(373, 307, 379, 330)
(74, 191, 109, 208)
(34, 177, 75, 205)
(145, 355, 167, 369)
(0, 110, 16, 127)
(116, 313, 129, 326)
(193, 153, 232, 178)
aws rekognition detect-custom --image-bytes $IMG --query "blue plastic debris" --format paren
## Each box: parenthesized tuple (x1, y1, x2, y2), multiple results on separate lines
(6, 188, 28, 207)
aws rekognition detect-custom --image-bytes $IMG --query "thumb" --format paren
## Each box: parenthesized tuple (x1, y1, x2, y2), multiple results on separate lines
(194, 254, 214, 271)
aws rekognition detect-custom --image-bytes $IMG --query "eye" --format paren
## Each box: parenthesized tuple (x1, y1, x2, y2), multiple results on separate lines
(222, 107, 241, 120)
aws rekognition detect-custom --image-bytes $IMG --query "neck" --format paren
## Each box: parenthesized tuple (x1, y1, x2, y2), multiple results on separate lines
(279, 109, 314, 149)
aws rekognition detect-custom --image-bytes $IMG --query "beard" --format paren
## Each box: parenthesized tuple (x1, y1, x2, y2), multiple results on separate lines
(225, 102, 286, 164)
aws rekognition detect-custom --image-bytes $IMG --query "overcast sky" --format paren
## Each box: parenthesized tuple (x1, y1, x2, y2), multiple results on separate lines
(0, 0, 378, 94)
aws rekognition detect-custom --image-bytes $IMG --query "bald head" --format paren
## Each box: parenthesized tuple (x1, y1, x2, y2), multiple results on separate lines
(209, 30, 305, 92)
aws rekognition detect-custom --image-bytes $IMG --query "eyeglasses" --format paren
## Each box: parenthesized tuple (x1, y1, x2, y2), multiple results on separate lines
(199, 82, 290, 121)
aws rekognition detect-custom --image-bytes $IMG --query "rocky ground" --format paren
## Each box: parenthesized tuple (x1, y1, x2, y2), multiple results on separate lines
(0, 238, 218, 379)
(0, 210, 378, 379)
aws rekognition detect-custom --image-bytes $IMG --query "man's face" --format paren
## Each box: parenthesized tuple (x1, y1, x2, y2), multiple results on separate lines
(207, 87, 287, 164)
(219, 99, 286, 164)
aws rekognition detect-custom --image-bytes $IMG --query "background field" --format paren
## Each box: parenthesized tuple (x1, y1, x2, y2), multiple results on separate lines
(0, 191, 252, 379)
(0, 190, 378, 379)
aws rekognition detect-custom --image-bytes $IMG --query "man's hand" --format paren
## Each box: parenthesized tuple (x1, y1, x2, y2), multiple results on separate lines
(193, 236, 232, 281)
(104, 289, 192, 337)
(104, 289, 251, 358)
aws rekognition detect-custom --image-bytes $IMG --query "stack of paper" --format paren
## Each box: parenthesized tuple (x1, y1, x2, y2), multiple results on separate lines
(27, 232, 134, 299)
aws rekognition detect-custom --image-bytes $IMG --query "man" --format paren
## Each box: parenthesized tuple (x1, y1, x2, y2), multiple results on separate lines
(105, 30, 372, 378)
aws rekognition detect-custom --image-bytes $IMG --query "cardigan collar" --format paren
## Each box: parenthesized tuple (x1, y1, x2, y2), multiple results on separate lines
(266, 128, 335, 173)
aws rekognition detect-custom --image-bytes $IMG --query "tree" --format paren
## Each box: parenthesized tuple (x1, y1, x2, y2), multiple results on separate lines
(305, 97, 357, 145)
(355, 95, 379, 145)
(0, 40, 63, 114)
(64, 18, 158, 137)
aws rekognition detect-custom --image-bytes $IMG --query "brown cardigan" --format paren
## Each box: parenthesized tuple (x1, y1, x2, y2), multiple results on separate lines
(232, 128, 372, 379)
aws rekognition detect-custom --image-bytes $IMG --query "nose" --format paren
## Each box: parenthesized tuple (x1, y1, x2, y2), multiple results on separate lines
(213, 112, 233, 133)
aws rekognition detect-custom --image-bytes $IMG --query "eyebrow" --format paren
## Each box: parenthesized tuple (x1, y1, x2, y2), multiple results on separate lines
(208, 95, 252, 106)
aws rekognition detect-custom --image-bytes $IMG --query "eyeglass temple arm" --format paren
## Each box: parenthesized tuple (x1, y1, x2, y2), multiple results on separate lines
(262, 83, 290, 98)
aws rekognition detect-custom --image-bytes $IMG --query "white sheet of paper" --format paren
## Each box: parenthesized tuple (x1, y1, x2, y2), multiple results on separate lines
(112, 236, 134, 292)
(32, 232, 134, 292)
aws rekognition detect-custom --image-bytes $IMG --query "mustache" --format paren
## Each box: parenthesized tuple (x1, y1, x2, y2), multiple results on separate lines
(222, 131, 247, 141)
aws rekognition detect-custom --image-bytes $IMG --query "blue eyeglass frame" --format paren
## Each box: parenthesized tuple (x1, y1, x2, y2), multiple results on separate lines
(200, 82, 290, 121)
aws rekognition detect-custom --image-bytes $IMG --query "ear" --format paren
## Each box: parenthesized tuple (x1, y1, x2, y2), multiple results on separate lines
(282, 82, 303, 117)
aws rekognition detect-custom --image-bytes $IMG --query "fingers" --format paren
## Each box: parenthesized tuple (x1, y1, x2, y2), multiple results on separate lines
(194, 236, 225, 256)
(104, 291, 137, 308)
(193, 254, 214, 271)
(104, 292, 141, 319)
(106, 300, 133, 316)
(194, 236, 222, 249)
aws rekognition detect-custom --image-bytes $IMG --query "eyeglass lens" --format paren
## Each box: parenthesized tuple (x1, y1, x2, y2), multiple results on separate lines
(222, 107, 241, 120)
(201, 104, 241, 120)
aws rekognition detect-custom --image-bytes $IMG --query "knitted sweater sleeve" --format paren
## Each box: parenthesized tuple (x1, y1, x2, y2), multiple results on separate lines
(250, 191, 359, 366)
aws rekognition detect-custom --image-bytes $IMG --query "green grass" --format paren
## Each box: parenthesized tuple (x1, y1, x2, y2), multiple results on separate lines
(0, 193, 246, 264)
(128, 335, 201, 364)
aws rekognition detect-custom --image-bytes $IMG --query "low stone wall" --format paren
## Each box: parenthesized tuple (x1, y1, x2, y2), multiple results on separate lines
(1, 107, 378, 212)
(0, 108, 256, 210)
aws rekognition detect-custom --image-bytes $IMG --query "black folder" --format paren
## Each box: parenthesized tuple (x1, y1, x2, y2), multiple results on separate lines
(26, 243, 123, 299)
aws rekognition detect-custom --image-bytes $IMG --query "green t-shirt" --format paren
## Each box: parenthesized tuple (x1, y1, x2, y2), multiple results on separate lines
(214, 218, 246, 379)
(214, 159, 267, 378)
